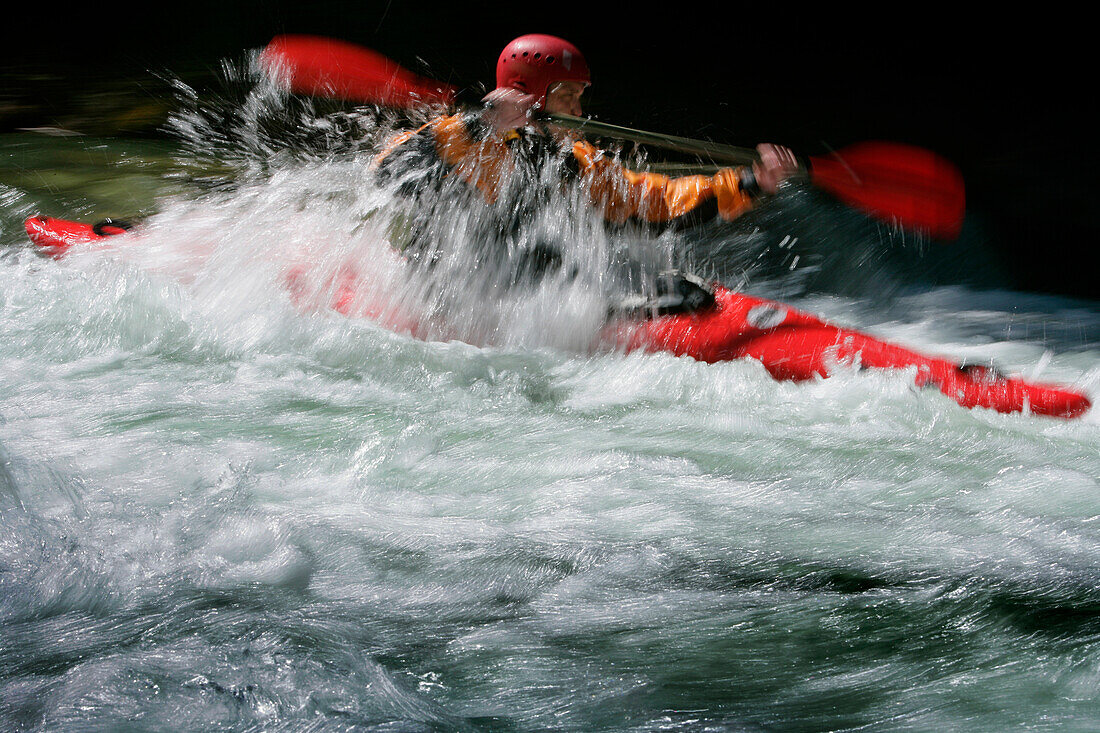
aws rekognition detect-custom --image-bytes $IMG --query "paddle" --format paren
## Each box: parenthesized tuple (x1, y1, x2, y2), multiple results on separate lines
(261, 35, 459, 108)
(544, 112, 966, 241)
(261, 35, 966, 240)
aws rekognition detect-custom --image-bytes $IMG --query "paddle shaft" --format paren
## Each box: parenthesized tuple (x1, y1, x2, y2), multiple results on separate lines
(543, 112, 760, 166)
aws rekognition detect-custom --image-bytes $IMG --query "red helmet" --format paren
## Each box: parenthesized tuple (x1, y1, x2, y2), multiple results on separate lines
(495, 34, 590, 102)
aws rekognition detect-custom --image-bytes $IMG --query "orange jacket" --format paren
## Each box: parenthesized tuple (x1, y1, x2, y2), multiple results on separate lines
(373, 112, 758, 227)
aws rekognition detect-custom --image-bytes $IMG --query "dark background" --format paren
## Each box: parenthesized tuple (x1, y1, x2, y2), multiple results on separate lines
(4, 2, 1096, 300)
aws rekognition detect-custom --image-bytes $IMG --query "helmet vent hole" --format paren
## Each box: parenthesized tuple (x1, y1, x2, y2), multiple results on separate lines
(546, 56, 555, 63)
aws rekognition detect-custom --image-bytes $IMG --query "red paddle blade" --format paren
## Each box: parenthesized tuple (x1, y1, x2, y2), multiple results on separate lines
(261, 35, 458, 109)
(807, 142, 966, 240)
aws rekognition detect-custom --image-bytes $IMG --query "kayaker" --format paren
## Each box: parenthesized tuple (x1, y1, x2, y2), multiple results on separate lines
(373, 33, 801, 286)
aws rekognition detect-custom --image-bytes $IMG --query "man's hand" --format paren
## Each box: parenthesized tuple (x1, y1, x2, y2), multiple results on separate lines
(482, 87, 539, 132)
(753, 143, 801, 194)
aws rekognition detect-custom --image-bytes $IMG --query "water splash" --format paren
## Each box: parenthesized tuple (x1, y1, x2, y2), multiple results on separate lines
(68, 52, 711, 357)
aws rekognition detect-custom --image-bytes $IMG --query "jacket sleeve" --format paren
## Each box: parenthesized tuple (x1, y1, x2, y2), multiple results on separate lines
(371, 121, 447, 198)
(571, 139, 757, 226)
(373, 114, 510, 204)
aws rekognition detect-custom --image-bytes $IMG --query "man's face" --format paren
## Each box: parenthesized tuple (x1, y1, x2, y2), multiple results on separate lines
(544, 81, 586, 116)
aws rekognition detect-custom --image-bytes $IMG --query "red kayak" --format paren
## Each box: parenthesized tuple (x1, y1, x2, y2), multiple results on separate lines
(604, 287, 1091, 418)
(24, 215, 1092, 419)
(24, 216, 134, 258)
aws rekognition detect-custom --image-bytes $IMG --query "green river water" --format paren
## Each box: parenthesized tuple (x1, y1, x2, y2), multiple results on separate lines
(1, 65, 1099, 732)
